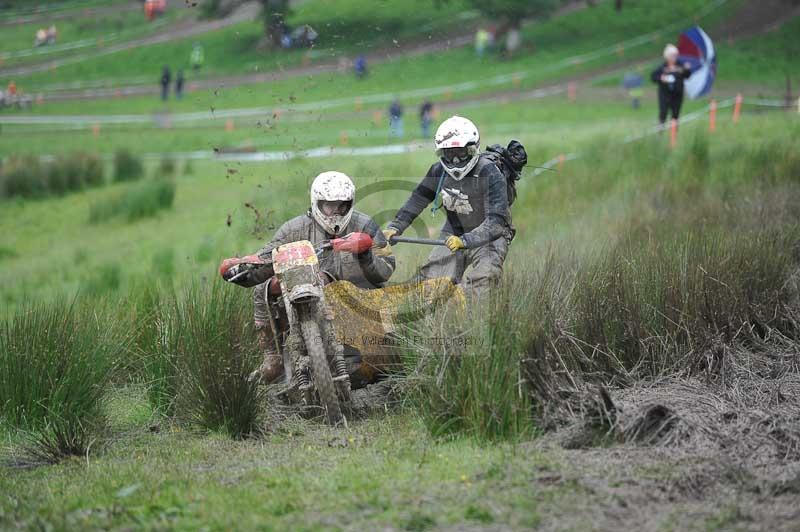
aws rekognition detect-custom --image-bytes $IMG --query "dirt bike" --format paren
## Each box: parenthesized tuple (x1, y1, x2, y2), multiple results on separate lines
(220, 232, 465, 425)
(219, 232, 375, 424)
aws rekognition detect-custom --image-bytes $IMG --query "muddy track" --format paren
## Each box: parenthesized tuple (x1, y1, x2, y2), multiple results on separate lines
(32, 32, 474, 102)
(716, 0, 800, 41)
(0, 2, 260, 78)
(0, 1, 140, 27)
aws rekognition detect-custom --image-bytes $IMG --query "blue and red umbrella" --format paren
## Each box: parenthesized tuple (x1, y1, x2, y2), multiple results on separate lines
(678, 26, 716, 99)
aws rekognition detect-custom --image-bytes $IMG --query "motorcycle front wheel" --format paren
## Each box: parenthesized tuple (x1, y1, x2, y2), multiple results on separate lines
(299, 308, 343, 425)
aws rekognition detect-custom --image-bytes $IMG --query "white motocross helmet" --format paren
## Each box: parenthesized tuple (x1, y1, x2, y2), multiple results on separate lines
(434, 115, 480, 181)
(310, 171, 355, 235)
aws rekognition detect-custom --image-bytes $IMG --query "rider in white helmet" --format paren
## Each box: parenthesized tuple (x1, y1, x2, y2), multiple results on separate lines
(383, 116, 513, 298)
(249, 171, 394, 382)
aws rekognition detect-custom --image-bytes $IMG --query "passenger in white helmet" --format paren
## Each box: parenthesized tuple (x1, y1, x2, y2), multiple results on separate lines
(383, 115, 513, 298)
(250, 171, 395, 383)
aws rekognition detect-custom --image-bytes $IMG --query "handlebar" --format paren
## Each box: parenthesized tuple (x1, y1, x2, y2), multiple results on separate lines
(389, 236, 447, 246)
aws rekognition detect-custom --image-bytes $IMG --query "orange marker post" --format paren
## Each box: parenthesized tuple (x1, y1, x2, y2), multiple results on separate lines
(670, 119, 678, 149)
(733, 93, 743, 123)
(444, 88, 453, 101)
(91, 123, 101, 138)
(567, 82, 577, 103)
(354, 97, 363, 112)
(372, 110, 382, 126)
(557, 154, 566, 171)
(339, 131, 349, 146)
(225, 119, 235, 132)
(709, 99, 717, 133)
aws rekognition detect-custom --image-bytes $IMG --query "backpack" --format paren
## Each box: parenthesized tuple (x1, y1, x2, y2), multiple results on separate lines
(480, 140, 528, 206)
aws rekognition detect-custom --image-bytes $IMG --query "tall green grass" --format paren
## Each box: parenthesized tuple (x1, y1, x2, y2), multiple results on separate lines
(112, 149, 144, 183)
(0, 300, 122, 462)
(89, 178, 176, 223)
(132, 282, 262, 438)
(406, 129, 800, 441)
(0, 152, 103, 200)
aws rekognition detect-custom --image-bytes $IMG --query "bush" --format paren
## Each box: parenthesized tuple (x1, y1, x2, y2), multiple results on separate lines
(89, 179, 176, 223)
(46, 152, 105, 196)
(0, 300, 122, 462)
(1, 152, 104, 199)
(0, 155, 47, 199)
(157, 157, 176, 178)
(113, 149, 144, 183)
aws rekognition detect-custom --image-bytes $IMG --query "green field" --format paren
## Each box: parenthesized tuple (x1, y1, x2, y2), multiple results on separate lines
(2, 0, 800, 530)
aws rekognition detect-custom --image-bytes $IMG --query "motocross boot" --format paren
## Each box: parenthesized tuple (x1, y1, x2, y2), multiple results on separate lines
(250, 326, 284, 384)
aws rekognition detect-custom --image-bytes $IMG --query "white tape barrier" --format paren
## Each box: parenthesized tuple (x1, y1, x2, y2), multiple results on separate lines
(0, 0, 731, 127)
(530, 97, 793, 177)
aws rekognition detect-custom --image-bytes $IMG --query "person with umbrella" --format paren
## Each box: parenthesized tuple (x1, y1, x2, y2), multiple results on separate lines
(651, 44, 692, 125)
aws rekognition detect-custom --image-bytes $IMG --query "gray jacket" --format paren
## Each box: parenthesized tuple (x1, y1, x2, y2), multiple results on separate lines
(387, 157, 511, 248)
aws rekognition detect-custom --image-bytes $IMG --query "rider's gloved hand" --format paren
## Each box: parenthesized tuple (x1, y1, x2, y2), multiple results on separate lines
(221, 263, 245, 282)
(382, 228, 398, 242)
(445, 235, 466, 253)
(373, 241, 393, 257)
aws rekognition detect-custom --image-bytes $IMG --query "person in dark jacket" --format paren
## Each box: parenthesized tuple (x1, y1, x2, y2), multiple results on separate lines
(651, 44, 692, 124)
(383, 116, 512, 298)
(175, 69, 184, 99)
(160, 65, 171, 101)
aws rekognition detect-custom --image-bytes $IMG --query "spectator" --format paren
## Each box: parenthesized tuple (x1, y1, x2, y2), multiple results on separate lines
(160, 66, 171, 101)
(623, 72, 644, 109)
(190, 43, 204, 71)
(46, 25, 57, 45)
(389, 98, 404, 138)
(354, 55, 367, 79)
(175, 69, 185, 99)
(505, 24, 521, 59)
(651, 44, 692, 125)
(419, 100, 434, 138)
(35, 28, 47, 47)
(475, 28, 490, 57)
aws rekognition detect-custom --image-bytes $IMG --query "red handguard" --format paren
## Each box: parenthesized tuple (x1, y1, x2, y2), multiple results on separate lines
(218, 254, 264, 279)
(331, 232, 373, 255)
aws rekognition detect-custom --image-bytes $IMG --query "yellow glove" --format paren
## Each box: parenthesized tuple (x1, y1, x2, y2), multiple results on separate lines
(382, 228, 398, 242)
(373, 241, 394, 257)
(445, 235, 466, 252)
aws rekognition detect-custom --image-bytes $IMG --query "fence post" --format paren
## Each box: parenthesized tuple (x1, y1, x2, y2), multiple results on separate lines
(709, 100, 717, 132)
(567, 82, 577, 102)
(670, 119, 678, 149)
(733, 93, 743, 123)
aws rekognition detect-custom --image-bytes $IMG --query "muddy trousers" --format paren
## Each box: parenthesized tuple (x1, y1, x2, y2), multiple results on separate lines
(418, 234, 509, 301)
(252, 283, 284, 382)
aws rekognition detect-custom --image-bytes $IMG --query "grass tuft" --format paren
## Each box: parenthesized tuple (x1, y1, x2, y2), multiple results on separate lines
(0, 300, 122, 462)
(89, 178, 176, 223)
(133, 282, 262, 437)
(112, 149, 145, 183)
